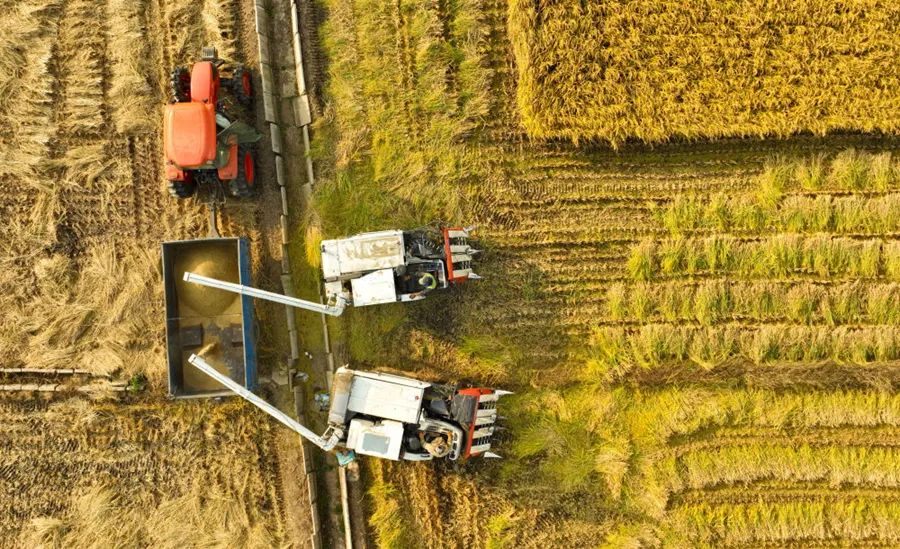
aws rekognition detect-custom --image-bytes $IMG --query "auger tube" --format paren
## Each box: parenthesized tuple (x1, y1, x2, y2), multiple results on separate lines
(187, 354, 341, 451)
(183, 271, 347, 316)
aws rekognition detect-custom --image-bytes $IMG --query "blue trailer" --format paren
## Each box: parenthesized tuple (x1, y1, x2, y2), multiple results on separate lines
(161, 237, 257, 398)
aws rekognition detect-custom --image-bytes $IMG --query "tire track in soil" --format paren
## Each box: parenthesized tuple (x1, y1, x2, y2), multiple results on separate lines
(129, 136, 168, 244)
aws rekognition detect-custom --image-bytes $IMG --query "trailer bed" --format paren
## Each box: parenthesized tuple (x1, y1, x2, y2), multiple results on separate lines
(162, 237, 257, 398)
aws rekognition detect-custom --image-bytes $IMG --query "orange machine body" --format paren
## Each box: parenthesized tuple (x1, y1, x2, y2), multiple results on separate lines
(164, 61, 221, 171)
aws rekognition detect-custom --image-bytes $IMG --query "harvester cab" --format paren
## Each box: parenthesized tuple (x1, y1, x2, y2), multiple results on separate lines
(164, 47, 261, 200)
(189, 355, 510, 462)
(321, 226, 481, 307)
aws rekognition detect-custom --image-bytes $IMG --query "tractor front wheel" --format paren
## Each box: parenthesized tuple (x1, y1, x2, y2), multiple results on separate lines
(228, 146, 256, 198)
(168, 173, 197, 198)
(231, 65, 253, 106)
(170, 67, 191, 102)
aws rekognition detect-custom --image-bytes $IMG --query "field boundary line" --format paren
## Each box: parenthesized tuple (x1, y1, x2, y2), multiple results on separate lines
(254, 0, 356, 546)
(252, 0, 326, 547)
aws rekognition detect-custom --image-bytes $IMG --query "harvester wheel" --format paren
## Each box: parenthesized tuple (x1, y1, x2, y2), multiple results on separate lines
(228, 146, 256, 198)
(231, 65, 253, 106)
(170, 67, 191, 102)
(168, 174, 197, 198)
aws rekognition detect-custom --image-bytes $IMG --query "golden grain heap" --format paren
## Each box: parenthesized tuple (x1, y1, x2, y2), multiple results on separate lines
(509, 0, 900, 145)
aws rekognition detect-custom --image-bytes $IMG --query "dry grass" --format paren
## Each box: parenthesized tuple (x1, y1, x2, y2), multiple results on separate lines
(509, 0, 900, 145)
(106, 0, 156, 135)
(3, 242, 164, 383)
(0, 0, 290, 547)
(665, 500, 900, 546)
(367, 460, 411, 549)
(6, 398, 287, 547)
(201, 0, 238, 62)
(0, 2, 59, 185)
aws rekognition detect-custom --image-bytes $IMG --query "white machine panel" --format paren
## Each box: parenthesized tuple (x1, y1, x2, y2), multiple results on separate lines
(350, 269, 398, 306)
(321, 230, 405, 277)
(346, 419, 405, 460)
(347, 374, 425, 424)
(321, 241, 342, 280)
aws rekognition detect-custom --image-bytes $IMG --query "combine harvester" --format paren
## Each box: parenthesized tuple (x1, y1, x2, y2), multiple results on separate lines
(164, 224, 503, 462)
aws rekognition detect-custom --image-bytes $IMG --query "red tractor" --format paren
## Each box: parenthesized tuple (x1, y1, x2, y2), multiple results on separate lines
(164, 47, 261, 199)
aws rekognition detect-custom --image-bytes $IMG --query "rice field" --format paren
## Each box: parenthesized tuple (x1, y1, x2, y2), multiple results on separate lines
(1, 395, 287, 548)
(508, 0, 900, 146)
(311, 0, 900, 544)
(0, 0, 307, 543)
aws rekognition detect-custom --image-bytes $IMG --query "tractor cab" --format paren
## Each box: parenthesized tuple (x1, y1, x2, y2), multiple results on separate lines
(163, 47, 260, 200)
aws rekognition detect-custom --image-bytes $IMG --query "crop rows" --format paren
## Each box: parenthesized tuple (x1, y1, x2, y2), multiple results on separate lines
(629, 235, 897, 281)
(586, 324, 899, 378)
(664, 500, 900, 546)
(675, 445, 900, 491)
(658, 152, 899, 234)
(508, 0, 900, 145)
(0, 0, 219, 380)
(318, 0, 900, 543)
(605, 280, 899, 326)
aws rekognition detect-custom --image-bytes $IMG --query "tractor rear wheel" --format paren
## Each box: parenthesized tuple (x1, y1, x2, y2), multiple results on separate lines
(168, 173, 197, 198)
(170, 67, 190, 102)
(231, 65, 253, 106)
(228, 146, 256, 198)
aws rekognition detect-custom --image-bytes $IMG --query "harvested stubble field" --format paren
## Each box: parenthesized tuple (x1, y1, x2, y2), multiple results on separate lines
(308, 0, 900, 544)
(0, 395, 288, 546)
(0, 0, 304, 544)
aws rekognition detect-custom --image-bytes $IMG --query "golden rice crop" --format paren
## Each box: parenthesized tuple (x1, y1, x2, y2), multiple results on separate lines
(317, 0, 900, 542)
(585, 324, 899, 380)
(605, 280, 898, 326)
(632, 235, 886, 280)
(509, 0, 900, 145)
(678, 445, 900, 490)
(665, 500, 900, 545)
